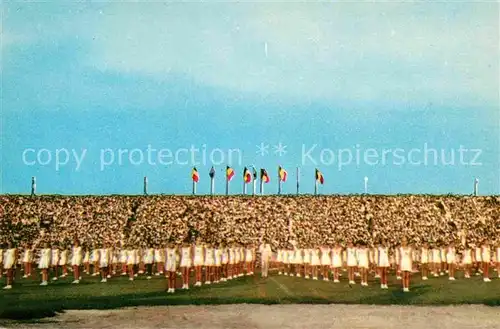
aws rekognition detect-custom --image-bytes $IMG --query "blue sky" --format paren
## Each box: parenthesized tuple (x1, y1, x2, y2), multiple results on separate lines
(1, 1, 499, 195)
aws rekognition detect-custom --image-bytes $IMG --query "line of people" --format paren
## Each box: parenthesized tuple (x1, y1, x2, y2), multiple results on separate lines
(275, 239, 500, 292)
(1, 240, 264, 292)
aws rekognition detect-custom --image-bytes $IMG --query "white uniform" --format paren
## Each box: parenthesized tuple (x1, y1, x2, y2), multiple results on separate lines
(310, 249, 320, 266)
(221, 248, 229, 265)
(51, 249, 60, 267)
(378, 247, 390, 267)
(440, 248, 447, 263)
(420, 248, 429, 264)
(119, 249, 127, 264)
(0, 249, 3, 266)
(143, 248, 154, 264)
(134, 249, 141, 265)
(331, 247, 343, 268)
(474, 247, 482, 263)
(228, 248, 236, 265)
(277, 250, 283, 263)
(126, 249, 136, 265)
(59, 250, 68, 266)
(496, 247, 500, 263)
(83, 250, 90, 263)
(400, 247, 413, 272)
(193, 245, 204, 266)
(357, 248, 369, 269)
(99, 248, 110, 268)
(180, 247, 192, 268)
(71, 246, 82, 266)
(165, 248, 177, 272)
(481, 246, 491, 263)
(446, 247, 456, 264)
(320, 248, 331, 266)
(293, 249, 303, 265)
(347, 248, 357, 267)
(303, 249, 311, 264)
(38, 248, 51, 269)
(204, 247, 214, 266)
(90, 249, 99, 264)
(462, 249, 472, 265)
(283, 250, 290, 264)
(214, 248, 222, 267)
(432, 249, 441, 264)
(245, 248, 253, 263)
(3, 248, 16, 269)
(154, 249, 164, 264)
(22, 249, 33, 263)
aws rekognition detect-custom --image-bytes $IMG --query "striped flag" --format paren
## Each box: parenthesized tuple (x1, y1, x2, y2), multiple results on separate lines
(252, 167, 257, 180)
(261, 169, 270, 183)
(192, 167, 200, 183)
(209, 166, 215, 178)
(278, 166, 288, 182)
(243, 167, 252, 183)
(226, 166, 235, 181)
(315, 168, 324, 184)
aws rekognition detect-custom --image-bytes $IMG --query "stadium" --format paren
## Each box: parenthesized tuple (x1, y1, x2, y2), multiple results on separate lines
(2, 1, 499, 328)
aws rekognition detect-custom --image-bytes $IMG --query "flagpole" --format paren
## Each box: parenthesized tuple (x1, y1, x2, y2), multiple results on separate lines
(193, 180, 197, 195)
(314, 180, 318, 196)
(31, 176, 36, 196)
(364, 176, 368, 194)
(210, 177, 214, 195)
(260, 171, 264, 195)
(278, 168, 282, 195)
(243, 181, 247, 195)
(474, 178, 479, 196)
(226, 177, 229, 196)
(144, 176, 148, 195)
(296, 167, 300, 195)
(253, 179, 256, 196)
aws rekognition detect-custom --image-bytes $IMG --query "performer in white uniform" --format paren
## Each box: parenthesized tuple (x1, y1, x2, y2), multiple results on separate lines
(180, 243, 192, 289)
(420, 243, 429, 280)
(357, 244, 369, 286)
(259, 241, 272, 278)
(346, 243, 357, 284)
(22, 244, 33, 279)
(320, 246, 331, 281)
(143, 247, 155, 279)
(193, 242, 204, 286)
(221, 245, 229, 281)
(204, 244, 214, 284)
(431, 246, 441, 277)
(481, 241, 491, 282)
(377, 242, 390, 289)
(165, 244, 178, 293)
(99, 245, 111, 282)
(293, 247, 303, 277)
(303, 247, 311, 279)
(71, 240, 83, 284)
(2, 242, 17, 290)
(51, 245, 60, 280)
(400, 239, 413, 292)
(495, 243, 500, 278)
(154, 246, 165, 276)
(310, 248, 320, 280)
(59, 247, 68, 278)
(214, 245, 222, 283)
(446, 245, 456, 280)
(462, 244, 473, 279)
(126, 247, 137, 281)
(245, 245, 255, 275)
(331, 244, 343, 283)
(38, 243, 52, 286)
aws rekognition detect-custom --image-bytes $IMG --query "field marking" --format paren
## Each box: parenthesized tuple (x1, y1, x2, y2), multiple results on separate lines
(270, 277, 293, 297)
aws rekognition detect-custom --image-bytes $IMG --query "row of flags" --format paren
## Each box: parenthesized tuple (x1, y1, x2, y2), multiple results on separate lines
(191, 166, 324, 184)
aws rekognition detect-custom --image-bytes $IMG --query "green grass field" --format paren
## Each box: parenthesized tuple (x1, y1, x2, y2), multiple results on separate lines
(1, 269, 499, 321)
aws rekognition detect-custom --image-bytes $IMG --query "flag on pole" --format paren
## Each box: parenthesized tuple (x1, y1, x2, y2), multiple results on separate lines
(243, 167, 252, 183)
(315, 168, 324, 184)
(279, 166, 288, 182)
(226, 166, 235, 181)
(252, 167, 257, 179)
(261, 169, 270, 183)
(209, 166, 215, 178)
(192, 167, 200, 183)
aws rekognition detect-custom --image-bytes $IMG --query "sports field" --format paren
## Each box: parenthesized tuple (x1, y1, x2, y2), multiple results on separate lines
(1, 269, 499, 324)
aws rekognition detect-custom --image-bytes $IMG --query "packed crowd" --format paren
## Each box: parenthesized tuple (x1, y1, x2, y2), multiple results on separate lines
(1, 195, 499, 291)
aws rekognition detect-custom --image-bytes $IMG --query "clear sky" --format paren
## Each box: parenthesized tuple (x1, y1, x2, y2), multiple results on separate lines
(1, 1, 499, 195)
